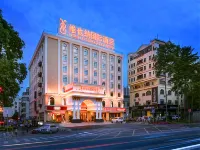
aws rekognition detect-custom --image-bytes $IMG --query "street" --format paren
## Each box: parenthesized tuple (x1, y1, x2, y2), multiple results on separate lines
(0, 123, 200, 150)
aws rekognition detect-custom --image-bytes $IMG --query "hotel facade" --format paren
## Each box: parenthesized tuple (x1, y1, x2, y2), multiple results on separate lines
(29, 19, 125, 123)
(128, 39, 184, 118)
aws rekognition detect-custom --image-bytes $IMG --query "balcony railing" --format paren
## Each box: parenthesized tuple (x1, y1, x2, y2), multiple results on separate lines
(38, 61, 42, 67)
(38, 82, 42, 87)
(38, 91, 42, 96)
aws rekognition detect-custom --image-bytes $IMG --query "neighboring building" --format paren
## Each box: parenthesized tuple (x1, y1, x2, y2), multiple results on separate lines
(20, 87, 30, 119)
(13, 97, 21, 114)
(29, 18, 124, 123)
(128, 39, 184, 117)
(123, 86, 130, 118)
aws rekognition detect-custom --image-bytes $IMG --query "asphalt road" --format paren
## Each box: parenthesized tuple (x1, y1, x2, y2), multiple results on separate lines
(1, 123, 200, 150)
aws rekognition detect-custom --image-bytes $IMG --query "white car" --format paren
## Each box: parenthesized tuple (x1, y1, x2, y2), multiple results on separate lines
(171, 115, 180, 120)
(111, 117, 124, 123)
(40, 124, 59, 134)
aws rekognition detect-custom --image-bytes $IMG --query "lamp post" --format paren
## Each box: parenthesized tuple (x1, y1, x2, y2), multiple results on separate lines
(165, 73, 168, 122)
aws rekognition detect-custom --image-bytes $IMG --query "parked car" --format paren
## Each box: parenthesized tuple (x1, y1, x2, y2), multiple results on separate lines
(111, 117, 124, 123)
(31, 126, 44, 134)
(40, 124, 59, 134)
(171, 115, 180, 120)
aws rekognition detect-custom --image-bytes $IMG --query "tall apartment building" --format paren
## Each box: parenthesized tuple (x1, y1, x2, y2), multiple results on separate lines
(29, 18, 125, 123)
(123, 86, 130, 117)
(20, 87, 30, 119)
(128, 39, 184, 117)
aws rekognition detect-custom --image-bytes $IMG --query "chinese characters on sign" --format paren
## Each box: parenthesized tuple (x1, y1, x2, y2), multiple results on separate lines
(59, 18, 115, 50)
(152, 87, 158, 103)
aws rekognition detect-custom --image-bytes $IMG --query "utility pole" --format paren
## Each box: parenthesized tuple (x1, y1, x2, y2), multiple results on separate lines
(165, 73, 168, 122)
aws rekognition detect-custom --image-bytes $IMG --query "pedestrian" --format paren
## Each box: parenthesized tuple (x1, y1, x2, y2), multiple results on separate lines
(26, 126, 29, 133)
(14, 128, 18, 137)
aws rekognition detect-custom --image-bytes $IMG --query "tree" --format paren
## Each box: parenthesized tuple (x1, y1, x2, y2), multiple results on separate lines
(0, 9, 27, 106)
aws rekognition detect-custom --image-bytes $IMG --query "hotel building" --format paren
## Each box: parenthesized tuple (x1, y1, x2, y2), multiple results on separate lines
(29, 19, 125, 123)
(128, 39, 184, 117)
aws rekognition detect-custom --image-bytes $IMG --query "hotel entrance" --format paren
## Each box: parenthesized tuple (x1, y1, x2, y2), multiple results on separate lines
(80, 101, 96, 122)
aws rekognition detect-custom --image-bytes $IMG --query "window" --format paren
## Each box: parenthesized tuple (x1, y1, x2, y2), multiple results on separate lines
(74, 57, 78, 64)
(131, 64, 133, 68)
(142, 93, 145, 96)
(102, 82, 105, 86)
(144, 58, 146, 62)
(118, 58, 121, 63)
(149, 72, 151, 77)
(84, 70, 88, 75)
(118, 102, 121, 108)
(175, 100, 178, 105)
(94, 80, 97, 85)
(135, 93, 139, 98)
(160, 99, 164, 104)
(102, 101, 105, 107)
(102, 73, 106, 79)
(168, 90, 171, 95)
(118, 93, 121, 97)
(110, 82, 114, 88)
(110, 56, 114, 62)
(74, 77, 78, 83)
(160, 89, 164, 95)
(62, 43, 67, 50)
(84, 49, 88, 56)
(175, 91, 178, 96)
(118, 84, 121, 89)
(118, 76, 121, 80)
(63, 66, 67, 73)
(94, 62, 97, 68)
(133, 70, 135, 74)
(149, 64, 151, 68)
(49, 97, 55, 105)
(102, 64, 106, 69)
(84, 80, 88, 84)
(110, 92, 113, 96)
(111, 101, 113, 107)
(63, 76, 67, 83)
(62, 98, 66, 105)
(111, 65, 114, 71)
(63, 55, 67, 62)
(144, 74, 146, 78)
(84, 59, 88, 66)
(93, 51, 97, 58)
(133, 63, 135, 66)
(146, 91, 151, 96)
(149, 55, 151, 60)
(74, 46, 78, 53)
(74, 68, 78, 74)
(94, 71, 97, 76)
(118, 67, 121, 72)
(144, 66, 146, 70)
(168, 100, 172, 104)
(102, 54, 106, 60)
(110, 74, 114, 80)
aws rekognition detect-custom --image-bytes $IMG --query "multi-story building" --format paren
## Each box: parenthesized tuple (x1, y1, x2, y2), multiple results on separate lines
(13, 97, 21, 114)
(20, 87, 30, 119)
(128, 39, 184, 117)
(29, 18, 125, 123)
(123, 86, 130, 118)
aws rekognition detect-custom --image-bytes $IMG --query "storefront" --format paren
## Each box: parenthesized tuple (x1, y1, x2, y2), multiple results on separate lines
(102, 107, 126, 121)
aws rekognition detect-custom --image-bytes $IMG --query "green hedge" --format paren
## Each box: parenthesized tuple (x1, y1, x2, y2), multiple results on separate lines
(0, 126, 14, 132)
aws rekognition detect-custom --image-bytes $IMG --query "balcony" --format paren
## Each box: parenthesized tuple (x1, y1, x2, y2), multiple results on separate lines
(38, 104, 42, 108)
(137, 74, 143, 80)
(38, 61, 42, 67)
(38, 91, 42, 96)
(137, 59, 143, 66)
(144, 82, 150, 87)
(38, 72, 42, 77)
(137, 67, 143, 73)
(38, 82, 42, 87)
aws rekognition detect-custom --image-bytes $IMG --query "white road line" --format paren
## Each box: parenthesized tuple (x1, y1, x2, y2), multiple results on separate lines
(39, 137, 48, 140)
(4, 141, 8, 144)
(132, 130, 135, 136)
(24, 139, 30, 142)
(3, 140, 54, 147)
(14, 139, 20, 143)
(154, 126, 162, 132)
(144, 128, 149, 134)
(31, 138, 39, 141)
(115, 131, 121, 137)
(172, 143, 200, 150)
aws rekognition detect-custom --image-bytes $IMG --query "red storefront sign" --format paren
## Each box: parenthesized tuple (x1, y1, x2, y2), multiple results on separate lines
(103, 107, 126, 112)
(46, 106, 67, 111)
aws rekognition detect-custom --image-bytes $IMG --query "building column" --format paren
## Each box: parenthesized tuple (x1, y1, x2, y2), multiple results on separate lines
(77, 100, 80, 119)
(69, 43, 73, 83)
(80, 46, 83, 83)
(99, 101, 102, 119)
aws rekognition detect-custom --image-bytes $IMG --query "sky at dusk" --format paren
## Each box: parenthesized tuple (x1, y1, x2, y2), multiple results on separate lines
(0, 0, 200, 96)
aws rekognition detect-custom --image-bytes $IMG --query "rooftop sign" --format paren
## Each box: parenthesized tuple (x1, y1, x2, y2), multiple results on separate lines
(59, 18, 114, 50)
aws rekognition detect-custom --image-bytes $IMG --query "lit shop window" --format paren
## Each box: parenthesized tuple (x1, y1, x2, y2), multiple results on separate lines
(74, 68, 78, 74)
(84, 70, 88, 76)
(74, 57, 78, 64)
(63, 55, 67, 62)
(84, 59, 88, 66)
(102, 73, 106, 79)
(63, 66, 67, 73)
(94, 62, 97, 68)
(73, 46, 78, 54)
(93, 51, 97, 58)
(94, 71, 97, 76)
(84, 49, 88, 56)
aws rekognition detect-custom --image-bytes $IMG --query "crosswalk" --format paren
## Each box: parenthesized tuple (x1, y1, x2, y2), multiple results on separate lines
(1, 132, 97, 146)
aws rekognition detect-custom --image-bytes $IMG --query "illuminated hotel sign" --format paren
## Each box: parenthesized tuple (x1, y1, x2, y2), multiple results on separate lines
(59, 18, 115, 50)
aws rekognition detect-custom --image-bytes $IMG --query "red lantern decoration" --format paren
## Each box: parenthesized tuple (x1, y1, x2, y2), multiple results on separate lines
(0, 86, 3, 93)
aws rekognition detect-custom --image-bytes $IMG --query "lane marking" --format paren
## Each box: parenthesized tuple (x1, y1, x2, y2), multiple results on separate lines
(154, 126, 162, 132)
(3, 140, 55, 146)
(115, 131, 121, 137)
(14, 139, 20, 143)
(31, 138, 39, 141)
(24, 139, 30, 142)
(132, 130, 135, 136)
(144, 128, 149, 134)
(172, 143, 200, 150)
(4, 141, 8, 144)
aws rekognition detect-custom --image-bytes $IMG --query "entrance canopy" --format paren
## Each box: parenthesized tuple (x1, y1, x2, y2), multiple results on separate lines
(63, 83, 106, 98)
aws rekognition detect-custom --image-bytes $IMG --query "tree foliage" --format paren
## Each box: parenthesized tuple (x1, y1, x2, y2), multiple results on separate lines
(155, 41, 200, 109)
(0, 9, 27, 106)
